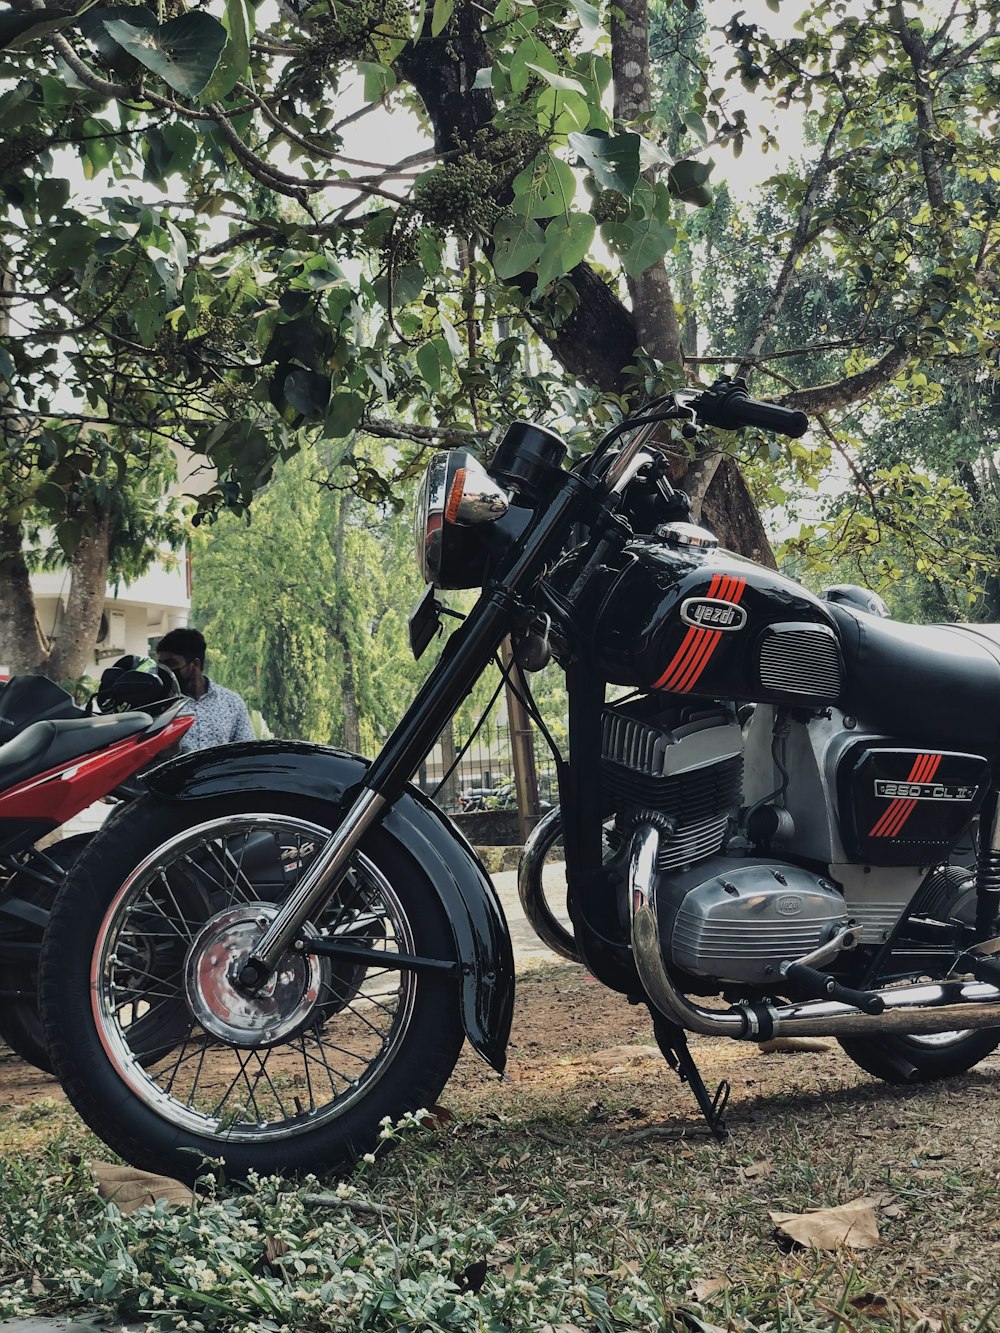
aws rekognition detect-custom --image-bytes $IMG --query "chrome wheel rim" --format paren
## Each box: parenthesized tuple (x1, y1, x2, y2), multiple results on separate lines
(91, 814, 416, 1143)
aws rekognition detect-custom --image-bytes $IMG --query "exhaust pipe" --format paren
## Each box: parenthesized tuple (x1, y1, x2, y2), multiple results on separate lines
(629, 824, 1000, 1041)
(518, 806, 581, 964)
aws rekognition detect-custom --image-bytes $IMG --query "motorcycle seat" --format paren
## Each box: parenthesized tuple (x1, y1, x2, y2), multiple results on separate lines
(0, 713, 152, 797)
(830, 603, 1000, 754)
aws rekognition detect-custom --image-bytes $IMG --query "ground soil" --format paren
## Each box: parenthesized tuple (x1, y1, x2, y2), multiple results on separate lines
(5, 957, 997, 1145)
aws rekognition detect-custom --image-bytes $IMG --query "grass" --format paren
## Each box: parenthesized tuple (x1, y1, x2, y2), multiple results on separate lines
(1, 963, 999, 1332)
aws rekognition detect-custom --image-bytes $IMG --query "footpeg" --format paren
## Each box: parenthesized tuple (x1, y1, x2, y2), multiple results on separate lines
(782, 962, 885, 1015)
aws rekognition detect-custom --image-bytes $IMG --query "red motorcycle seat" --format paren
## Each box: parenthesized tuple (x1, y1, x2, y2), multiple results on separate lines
(0, 714, 152, 797)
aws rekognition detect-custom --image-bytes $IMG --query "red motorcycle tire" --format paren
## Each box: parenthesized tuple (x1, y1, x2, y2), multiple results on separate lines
(40, 792, 465, 1182)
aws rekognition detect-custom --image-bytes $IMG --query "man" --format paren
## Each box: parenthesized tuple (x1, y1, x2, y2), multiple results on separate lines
(155, 627, 255, 753)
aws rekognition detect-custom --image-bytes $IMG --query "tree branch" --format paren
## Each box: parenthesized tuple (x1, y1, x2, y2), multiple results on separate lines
(737, 107, 847, 378)
(781, 340, 912, 414)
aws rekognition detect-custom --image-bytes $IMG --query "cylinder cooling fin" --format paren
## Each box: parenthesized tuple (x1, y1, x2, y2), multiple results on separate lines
(601, 702, 743, 871)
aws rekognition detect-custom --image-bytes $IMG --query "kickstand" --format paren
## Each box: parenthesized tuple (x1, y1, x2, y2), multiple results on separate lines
(652, 1016, 730, 1140)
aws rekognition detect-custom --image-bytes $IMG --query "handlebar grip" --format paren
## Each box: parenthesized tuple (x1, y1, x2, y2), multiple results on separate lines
(726, 396, 809, 438)
(695, 377, 809, 438)
(783, 962, 886, 1015)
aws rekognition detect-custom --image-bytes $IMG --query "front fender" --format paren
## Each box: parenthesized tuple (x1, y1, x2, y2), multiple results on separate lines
(144, 741, 514, 1072)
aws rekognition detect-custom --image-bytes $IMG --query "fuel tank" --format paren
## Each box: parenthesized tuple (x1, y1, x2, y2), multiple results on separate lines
(544, 529, 842, 706)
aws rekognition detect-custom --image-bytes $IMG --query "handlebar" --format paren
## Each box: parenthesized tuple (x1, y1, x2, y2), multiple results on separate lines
(693, 377, 809, 439)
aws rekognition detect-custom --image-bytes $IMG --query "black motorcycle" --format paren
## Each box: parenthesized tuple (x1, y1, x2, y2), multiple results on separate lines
(39, 379, 1000, 1180)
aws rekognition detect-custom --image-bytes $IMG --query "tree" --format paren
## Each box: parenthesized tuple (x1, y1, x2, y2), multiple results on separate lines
(0, 0, 997, 604)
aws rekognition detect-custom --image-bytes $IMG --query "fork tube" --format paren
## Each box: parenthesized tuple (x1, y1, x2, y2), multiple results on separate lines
(246, 473, 590, 979)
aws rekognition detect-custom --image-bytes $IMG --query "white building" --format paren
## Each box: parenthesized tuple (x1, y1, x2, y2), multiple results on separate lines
(30, 553, 191, 675)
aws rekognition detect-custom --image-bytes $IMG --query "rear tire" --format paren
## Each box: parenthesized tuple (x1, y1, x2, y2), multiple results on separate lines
(838, 868, 1000, 1083)
(40, 793, 465, 1181)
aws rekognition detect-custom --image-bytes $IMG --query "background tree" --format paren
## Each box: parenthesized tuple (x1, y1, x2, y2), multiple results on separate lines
(0, 0, 997, 675)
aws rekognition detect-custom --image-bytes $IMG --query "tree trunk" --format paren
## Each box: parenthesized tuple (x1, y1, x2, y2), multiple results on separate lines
(43, 511, 112, 684)
(330, 492, 361, 752)
(611, 0, 683, 367)
(0, 521, 49, 673)
(403, 5, 773, 561)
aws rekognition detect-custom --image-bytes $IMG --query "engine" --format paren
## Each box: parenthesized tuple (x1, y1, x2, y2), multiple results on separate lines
(601, 702, 743, 869)
(602, 701, 850, 987)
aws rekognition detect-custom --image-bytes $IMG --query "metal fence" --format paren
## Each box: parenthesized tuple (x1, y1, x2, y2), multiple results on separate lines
(414, 718, 560, 814)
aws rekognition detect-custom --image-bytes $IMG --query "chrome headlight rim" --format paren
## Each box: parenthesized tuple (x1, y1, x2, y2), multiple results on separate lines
(414, 451, 450, 585)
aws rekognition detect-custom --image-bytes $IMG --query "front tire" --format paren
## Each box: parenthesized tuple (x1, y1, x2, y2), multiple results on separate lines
(40, 793, 465, 1181)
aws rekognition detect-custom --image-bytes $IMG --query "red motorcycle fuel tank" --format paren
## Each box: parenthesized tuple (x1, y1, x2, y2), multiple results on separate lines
(545, 529, 843, 706)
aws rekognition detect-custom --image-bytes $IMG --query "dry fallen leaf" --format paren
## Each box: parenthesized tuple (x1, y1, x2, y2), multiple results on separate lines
(420, 1104, 455, 1130)
(30, 1275, 45, 1297)
(849, 1292, 891, 1316)
(770, 1197, 882, 1250)
(264, 1236, 290, 1268)
(689, 1275, 730, 1302)
(92, 1162, 194, 1214)
(742, 1159, 773, 1180)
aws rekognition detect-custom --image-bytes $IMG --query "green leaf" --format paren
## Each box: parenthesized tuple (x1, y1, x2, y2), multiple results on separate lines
(0, 9, 75, 50)
(438, 312, 464, 362)
(492, 215, 545, 279)
(509, 35, 555, 95)
(533, 212, 595, 292)
(536, 86, 589, 134)
(56, 520, 83, 558)
(667, 158, 713, 207)
(524, 62, 586, 94)
(198, 0, 253, 103)
(568, 0, 600, 39)
(101, 12, 228, 98)
(323, 390, 366, 438)
(415, 337, 452, 393)
(511, 153, 577, 218)
(358, 61, 397, 101)
(620, 215, 677, 276)
(284, 368, 330, 418)
(431, 0, 454, 36)
(568, 130, 641, 197)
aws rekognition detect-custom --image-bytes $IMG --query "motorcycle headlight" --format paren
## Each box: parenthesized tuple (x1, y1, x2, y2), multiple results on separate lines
(414, 450, 510, 588)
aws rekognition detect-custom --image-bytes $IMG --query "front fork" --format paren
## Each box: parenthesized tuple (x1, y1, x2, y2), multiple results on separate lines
(242, 477, 589, 987)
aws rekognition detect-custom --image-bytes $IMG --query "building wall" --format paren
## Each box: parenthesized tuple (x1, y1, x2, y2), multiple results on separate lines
(30, 549, 190, 678)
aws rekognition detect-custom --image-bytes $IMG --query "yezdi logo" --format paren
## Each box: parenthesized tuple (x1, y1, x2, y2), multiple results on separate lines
(680, 598, 748, 632)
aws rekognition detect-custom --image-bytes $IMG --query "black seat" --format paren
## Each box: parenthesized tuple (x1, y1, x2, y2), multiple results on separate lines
(830, 603, 1000, 755)
(0, 713, 152, 797)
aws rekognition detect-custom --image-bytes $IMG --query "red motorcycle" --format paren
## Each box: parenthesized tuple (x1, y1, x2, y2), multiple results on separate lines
(0, 662, 191, 1071)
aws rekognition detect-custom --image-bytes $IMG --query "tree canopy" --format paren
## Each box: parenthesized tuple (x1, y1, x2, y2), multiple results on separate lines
(1, 0, 999, 677)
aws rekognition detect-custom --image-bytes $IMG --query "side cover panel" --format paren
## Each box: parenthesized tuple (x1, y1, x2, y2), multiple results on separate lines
(144, 741, 514, 1071)
(837, 743, 989, 867)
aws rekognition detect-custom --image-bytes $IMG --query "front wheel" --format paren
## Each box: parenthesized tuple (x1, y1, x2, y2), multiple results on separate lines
(40, 794, 465, 1181)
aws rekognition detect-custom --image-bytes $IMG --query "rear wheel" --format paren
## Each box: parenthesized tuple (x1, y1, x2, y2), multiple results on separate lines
(40, 794, 465, 1181)
(838, 868, 1000, 1083)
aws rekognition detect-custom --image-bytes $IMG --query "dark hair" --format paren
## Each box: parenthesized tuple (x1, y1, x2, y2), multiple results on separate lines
(156, 626, 207, 665)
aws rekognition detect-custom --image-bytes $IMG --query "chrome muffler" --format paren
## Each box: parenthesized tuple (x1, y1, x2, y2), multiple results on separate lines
(629, 823, 1000, 1040)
